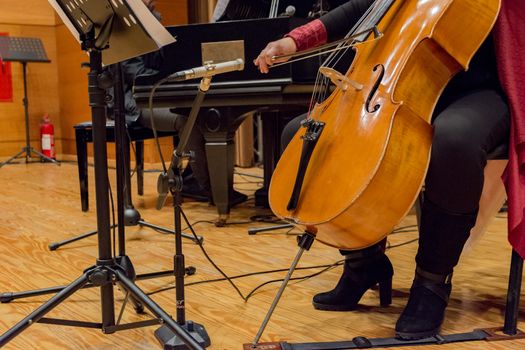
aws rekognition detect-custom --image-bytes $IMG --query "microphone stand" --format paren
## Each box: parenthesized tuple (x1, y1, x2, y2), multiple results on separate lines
(154, 76, 213, 349)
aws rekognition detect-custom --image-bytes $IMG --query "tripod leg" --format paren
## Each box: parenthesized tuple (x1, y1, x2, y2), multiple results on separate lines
(138, 220, 203, 244)
(248, 223, 294, 235)
(114, 269, 204, 350)
(48, 224, 117, 251)
(29, 147, 60, 165)
(0, 149, 26, 168)
(252, 231, 315, 347)
(0, 272, 90, 347)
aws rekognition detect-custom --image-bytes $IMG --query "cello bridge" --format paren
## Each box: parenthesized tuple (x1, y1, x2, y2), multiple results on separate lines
(319, 66, 363, 92)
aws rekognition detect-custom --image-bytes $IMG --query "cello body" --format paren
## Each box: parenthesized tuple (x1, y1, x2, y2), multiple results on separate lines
(268, 0, 501, 250)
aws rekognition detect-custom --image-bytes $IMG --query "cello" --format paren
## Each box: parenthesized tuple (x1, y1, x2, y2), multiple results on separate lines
(268, 0, 501, 250)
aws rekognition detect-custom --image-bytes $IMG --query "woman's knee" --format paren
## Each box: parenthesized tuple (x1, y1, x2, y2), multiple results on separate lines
(432, 114, 485, 164)
(281, 114, 307, 151)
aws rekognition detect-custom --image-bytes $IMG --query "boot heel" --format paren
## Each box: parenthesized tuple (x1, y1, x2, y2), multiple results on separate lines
(379, 278, 392, 306)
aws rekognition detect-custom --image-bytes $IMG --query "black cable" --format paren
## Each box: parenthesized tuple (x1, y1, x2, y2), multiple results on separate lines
(234, 171, 264, 180)
(145, 233, 420, 301)
(179, 207, 249, 301)
(146, 219, 256, 236)
(249, 214, 288, 224)
(244, 262, 341, 300)
(147, 260, 345, 298)
(234, 173, 264, 186)
(386, 238, 419, 249)
(108, 179, 117, 258)
(147, 76, 172, 174)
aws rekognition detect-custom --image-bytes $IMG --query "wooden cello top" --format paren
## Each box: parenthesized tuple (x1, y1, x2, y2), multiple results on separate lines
(269, 0, 500, 249)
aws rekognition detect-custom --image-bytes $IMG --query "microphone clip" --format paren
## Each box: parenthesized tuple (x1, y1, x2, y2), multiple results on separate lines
(156, 150, 194, 210)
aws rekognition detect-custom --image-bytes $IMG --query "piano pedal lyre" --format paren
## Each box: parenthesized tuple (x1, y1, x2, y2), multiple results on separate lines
(319, 66, 363, 92)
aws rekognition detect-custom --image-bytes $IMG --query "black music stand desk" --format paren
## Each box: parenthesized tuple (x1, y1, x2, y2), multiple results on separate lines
(0, 36, 59, 168)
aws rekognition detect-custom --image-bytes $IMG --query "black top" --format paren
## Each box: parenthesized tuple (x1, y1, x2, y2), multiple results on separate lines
(106, 10, 163, 123)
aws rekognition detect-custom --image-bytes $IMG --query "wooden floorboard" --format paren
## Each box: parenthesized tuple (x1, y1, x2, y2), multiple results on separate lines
(0, 162, 524, 349)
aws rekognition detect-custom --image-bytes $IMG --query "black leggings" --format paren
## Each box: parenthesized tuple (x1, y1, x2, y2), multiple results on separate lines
(281, 88, 509, 273)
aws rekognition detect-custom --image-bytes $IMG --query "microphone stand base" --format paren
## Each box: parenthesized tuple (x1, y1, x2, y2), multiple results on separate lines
(155, 321, 211, 350)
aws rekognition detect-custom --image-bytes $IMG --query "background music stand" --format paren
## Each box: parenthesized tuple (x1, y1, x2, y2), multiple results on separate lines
(0, 36, 59, 168)
(0, 1, 205, 349)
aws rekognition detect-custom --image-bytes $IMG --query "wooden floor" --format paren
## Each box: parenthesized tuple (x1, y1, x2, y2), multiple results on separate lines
(0, 162, 524, 350)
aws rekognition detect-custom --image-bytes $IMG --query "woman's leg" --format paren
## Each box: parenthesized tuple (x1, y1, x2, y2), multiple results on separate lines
(313, 239, 393, 310)
(280, 113, 307, 152)
(396, 89, 509, 339)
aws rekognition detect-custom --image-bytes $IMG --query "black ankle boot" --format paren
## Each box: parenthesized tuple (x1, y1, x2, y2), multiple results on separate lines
(395, 267, 452, 339)
(312, 244, 393, 311)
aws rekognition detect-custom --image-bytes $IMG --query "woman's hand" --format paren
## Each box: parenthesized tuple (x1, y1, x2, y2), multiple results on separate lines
(254, 37, 297, 74)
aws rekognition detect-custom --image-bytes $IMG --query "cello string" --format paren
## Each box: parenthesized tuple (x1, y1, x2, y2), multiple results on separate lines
(309, 0, 379, 113)
(269, 0, 280, 18)
(310, 0, 394, 114)
(312, 0, 379, 106)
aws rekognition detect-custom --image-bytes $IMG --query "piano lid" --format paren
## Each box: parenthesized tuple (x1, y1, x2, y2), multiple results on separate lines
(135, 17, 322, 86)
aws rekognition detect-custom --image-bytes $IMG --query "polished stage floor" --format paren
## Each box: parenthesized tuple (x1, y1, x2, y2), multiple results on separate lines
(0, 162, 524, 349)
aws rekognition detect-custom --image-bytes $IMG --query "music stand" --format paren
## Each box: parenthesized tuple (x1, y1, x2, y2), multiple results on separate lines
(0, 36, 59, 168)
(0, 1, 205, 349)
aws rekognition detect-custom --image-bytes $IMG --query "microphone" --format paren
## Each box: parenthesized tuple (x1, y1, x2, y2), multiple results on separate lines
(279, 5, 296, 17)
(167, 58, 244, 82)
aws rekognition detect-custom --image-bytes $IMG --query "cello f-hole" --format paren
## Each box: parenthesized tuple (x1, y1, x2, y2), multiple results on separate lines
(366, 64, 385, 113)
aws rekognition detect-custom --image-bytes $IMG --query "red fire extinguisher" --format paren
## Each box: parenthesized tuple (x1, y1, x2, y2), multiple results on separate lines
(40, 113, 55, 159)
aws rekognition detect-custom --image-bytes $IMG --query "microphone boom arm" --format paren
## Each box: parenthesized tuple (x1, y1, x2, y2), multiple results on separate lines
(156, 58, 244, 210)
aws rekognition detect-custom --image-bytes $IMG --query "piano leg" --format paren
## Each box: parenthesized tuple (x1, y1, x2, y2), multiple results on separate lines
(204, 131, 235, 224)
(198, 107, 253, 223)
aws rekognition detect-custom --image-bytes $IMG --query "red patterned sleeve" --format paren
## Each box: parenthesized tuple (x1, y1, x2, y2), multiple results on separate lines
(285, 19, 328, 52)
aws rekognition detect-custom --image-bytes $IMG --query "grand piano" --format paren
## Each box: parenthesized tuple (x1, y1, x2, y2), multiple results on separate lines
(134, 16, 325, 222)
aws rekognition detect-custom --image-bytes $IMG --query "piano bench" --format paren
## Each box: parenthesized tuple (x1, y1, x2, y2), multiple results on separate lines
(74, 121, 178, 212)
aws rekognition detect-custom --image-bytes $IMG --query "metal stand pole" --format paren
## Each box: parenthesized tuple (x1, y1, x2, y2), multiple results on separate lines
(251, 231, 315, 347)
(154, 76, 212, 350)
(503, 249, 523, 335)
(248, 223, 294, 235)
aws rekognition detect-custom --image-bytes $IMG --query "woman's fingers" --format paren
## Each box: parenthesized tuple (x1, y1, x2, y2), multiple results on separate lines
(255, 44, 278, 73)
(254, 38, 297, 74)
